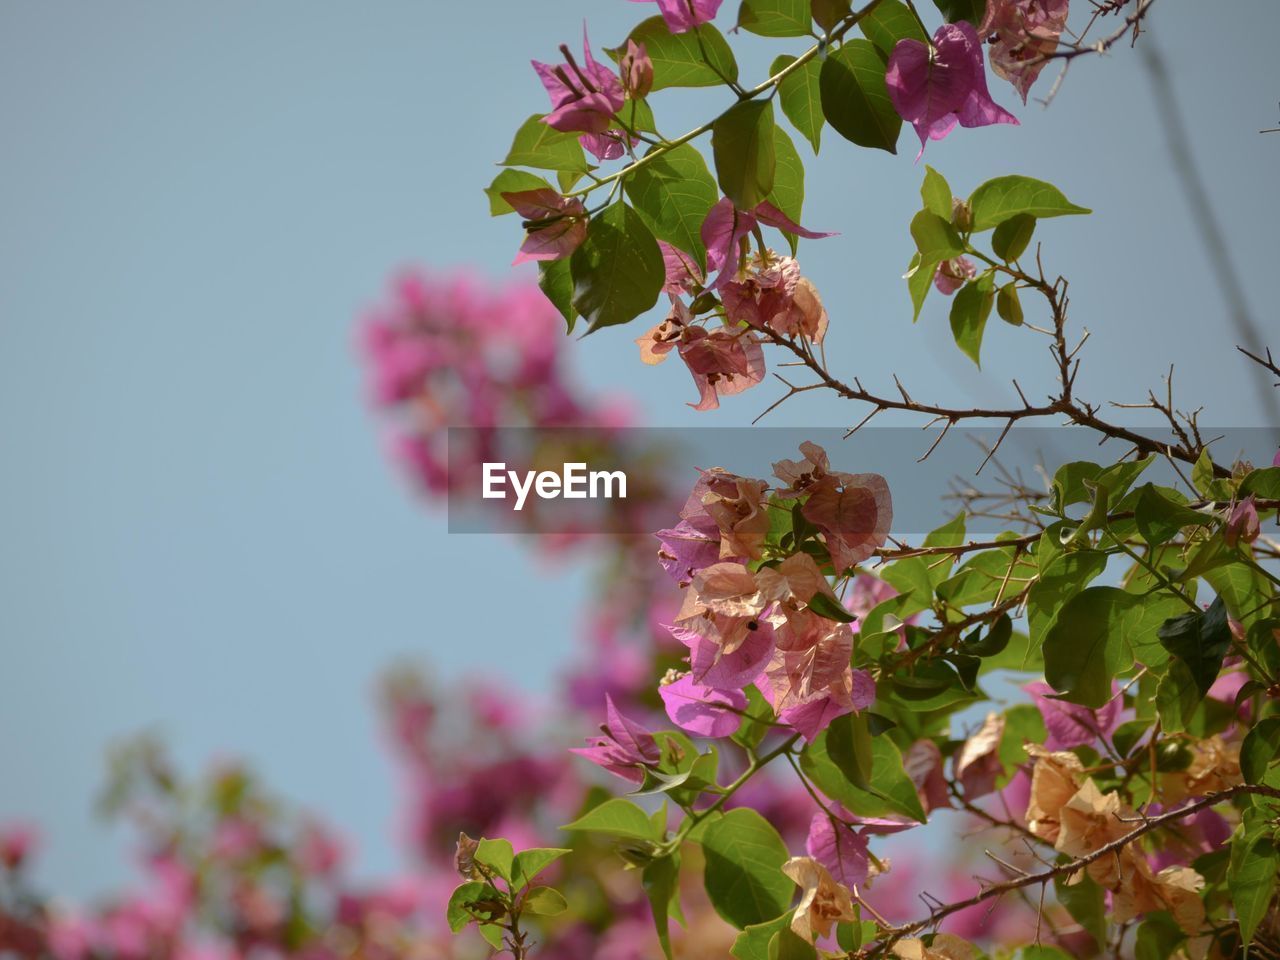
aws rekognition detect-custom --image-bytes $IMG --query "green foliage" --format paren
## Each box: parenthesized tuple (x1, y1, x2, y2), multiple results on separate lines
(562, 797, 663, 841)
(773, 55, 824, 153)
(859, 0, 928, 55)
(502, 114, 589, 172)
(819, 40, 901, 153)
(643, 853, 684, 960)
(967, 175, 1091, 231)
(801, 732, 927, 822)
(736, 0, 813, 37)
(570, 200, 665, 331)
(1229, 819, 1280, 947)
(1157, 597, 1233, 700)
(624, 143, 719, 270)
(713, 100, 778, 210)
(700, 809, 794, 929)
(621, 18, 740, 89)
(991, 213, 1036, 261)
(949, 271, 995, 367)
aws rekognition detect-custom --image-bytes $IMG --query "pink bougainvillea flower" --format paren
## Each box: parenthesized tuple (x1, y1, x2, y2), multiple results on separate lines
(954, 712, 1006, 800)
(656, 518, 722, 587)
(532, 27, 625, 135)
(658, 240, 704, 295)
(806, 813, 873, 889)
(903, 739, 950, 813)
(578, 129, 635, 161)
(501, 188, 588, 265)
(0, 822, 38, 870)
(800, 471, 893, 573)
(980, 0, 1071, 103)
(934, 255, 977, 294)
(721, 254, 829, 342)
(629, 0, 723, 34)
(677, 324, 767, 411)
(701, 197, 835, 283)
(1224, 495, 1260, 548)
(618, 38, 654, 100)
(659, 672, 747, 737)
(1026, 680, 1122, 750)
(886, 22, 1018, 157)
(570, 694, 661, 783)
(672, 619, 775, 689)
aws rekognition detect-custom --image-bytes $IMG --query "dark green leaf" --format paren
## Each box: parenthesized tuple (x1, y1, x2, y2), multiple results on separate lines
(502, 114, 588, 172)
(1240, 466, 1280, 499)
(826, 711, 874, 789)
(1054, 872, 1107, 950)
(713, 100, 777, 210)
(808, 590, 857, 623)
(538, 258, 577, 331)
(1157, 597, 1232, 699)
(1135, 484, 1209, 546)
(950, 272, 995, 367)
(769, 928, 818, 959)
(1240, 717, 1280, 783)
(570, 200, 665, 332)
(967, 175, 1090, 231)
(996, 282, 1023, 326)
(446, 881, 503, 932)
(643, 853, 683, 960)
(906, 251, 935, 321)
(930, 0, 987, 23)
(1134, 912, 1184, 960)
(1043, 586, 1138, 707)
(732, 913, 794, 960)
(624, 143, 719, 270)
(701, 809, 793, 929)
(801, 734, 927, 822)
(819, 40, 901, 153)
(1229, 826, 1279, 947)
(765, 123, 806, 254)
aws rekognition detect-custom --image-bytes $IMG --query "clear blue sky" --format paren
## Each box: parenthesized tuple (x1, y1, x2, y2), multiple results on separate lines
(1, 1, 1276, 896)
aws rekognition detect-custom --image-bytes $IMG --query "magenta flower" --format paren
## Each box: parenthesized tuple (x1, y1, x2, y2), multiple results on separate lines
(570, 694, 661, 783)
(806, 813, 872, 888)
(0, 822, 38, 870)
(658, 240, 704, 295)
(659, 673, 746, 738)
(933, 255, 977, 295)
(629, 0, 723, 34)
(501, 188, 588, 265)
(701, 197, 835, 284)
(1026, 680, 1122, 750)
(1224, 495, 1260, 548)
(885, 22, 1018, 156)
(532, 27, 625, 135)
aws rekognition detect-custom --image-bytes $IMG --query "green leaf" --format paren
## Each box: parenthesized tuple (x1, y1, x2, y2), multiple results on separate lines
(807, 590, 857, 623)
(773, 55, 824, 153)
(1053, 872, 1107, 950)
(910, 210, 964, 261)
(991, 212, 1036, 261)
(996, 282, 1023, 326)
(713, 100, 777, 210)
(1043, 586, 1138, 707)
(732, 913, 794, 960)
(1135, 484, 1209, 546)
(621, 18, 740, 90)
(700, 809, 793, 929)
(859, 0, 928, 56)
(446, 881, 503, 932)
(769, 928, 818, 959)
(826, 711, 874, 789)
(538, 258, 576, 332)
(950, 272, 995, 367)
(1241, 717, 1280, 784)
(643, 853, 683, 960)
(801, 734, 927, 822)
(1134, 912, 1184, 960)
(1157, 597, 1232, 699)
(1156, 659, 1201, 733)
(819, 40, 901, 153)
(502, 114, 588, 172)
(1240, 466, 1280, 499)
(562, 797, 661, 841)
(737, 0, 812, 36)
(1229, 826, 1279, 947)
(920, 165, 953, 219)
(1203, 559, 1274, 627)
(484, 169, 554, 216)
(765, 123, 806, 254)
(905, 251, 935, 321)
(474, 838, 514, 881)
(931, 0, 987, 24)
(523, 886, 568, 916)
(967, 175, 1090, 232)
(625, 143, 719, 270)
(1028, 548, 1108, 642)
(511, 847, 571, 888)
(570, 200, 665, 332)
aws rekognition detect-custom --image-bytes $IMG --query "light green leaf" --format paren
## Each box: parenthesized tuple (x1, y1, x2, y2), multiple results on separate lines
(484, 169, 554, 216)
(523, 886, 568, 916)
(701, 809, 794, 929)
(732, 912, 794, 960)
(1241, 717, 1280, 783)
(643, 853, 683, 960)
(621, 18, 739, 90)
(570, 200, 665, 332)
(562, 797, 661, 841)
(713, 100, 777, 210)
(511, 847, 571, 888)
(765, 123, 806, 254)
(949, 272, 995, 367)
(446, 881, 502, 932)
(502, 114, 588, 172)
(474, 838, 514, 881)
(737, 0, 812, 36)
(1229, 825, 1279, 947)
(859, 0, 928, 55)
(625, 143, 719, 270)
(773, 55, 824, 153)
(819, 40, 901, 153)
(920, 165, 952, 219)
(996, 282, 1023, 326)
(910, 210, 964, 261)
(967, 175, 1090, 231)
(991, 212, 1036, 261)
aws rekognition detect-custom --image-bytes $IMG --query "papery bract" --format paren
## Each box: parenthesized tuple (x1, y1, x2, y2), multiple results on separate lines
(658, 673, 746, 737)
(782, 856, 858, 942)
(954, 712, 1005, 800)
(1026, 680, 1121, 749)
(502, 188, 588, 264)
(806, 813, 872, 888)
(885, 22, 1018, 156)
(1224, 495, 1260, 548)
(569, 694, 661, 783)
(980, 0, 1071, 102)
(532, 27, 625, 135)
(628, 0, 723, 34)
(934, 256, 977, 295)
(800, 472, 893, 573)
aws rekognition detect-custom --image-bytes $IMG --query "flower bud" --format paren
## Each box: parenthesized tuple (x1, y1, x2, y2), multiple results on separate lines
(619, 39, 653, 101)
(951, 197, 973, 232)
(1224, 495, 1260, 548)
